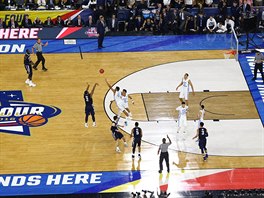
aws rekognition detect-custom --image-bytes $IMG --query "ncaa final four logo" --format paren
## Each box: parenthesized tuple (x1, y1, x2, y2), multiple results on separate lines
(0, 90, 61, 136)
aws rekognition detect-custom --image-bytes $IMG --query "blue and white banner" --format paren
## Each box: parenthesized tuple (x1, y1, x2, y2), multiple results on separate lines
(0, 171, 141, 196)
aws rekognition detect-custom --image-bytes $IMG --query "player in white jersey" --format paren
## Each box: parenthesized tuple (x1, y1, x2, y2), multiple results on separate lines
(176, 73, 195, 106)
(176, 102, 188, 133)
(121, 89, 134, 118)
(105, 79, 130, 119)
(197, 105, 205, 127)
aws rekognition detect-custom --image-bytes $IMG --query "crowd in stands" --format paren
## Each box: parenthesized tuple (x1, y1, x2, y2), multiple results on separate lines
(0, 0, 263, 35)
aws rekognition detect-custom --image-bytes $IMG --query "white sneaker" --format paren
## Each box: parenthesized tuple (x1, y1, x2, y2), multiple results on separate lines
(129, 112, 133, 117)
(25, 79, 30, 84)
(92, 122, 96, 127)
(116, 147, 121, 153)
(29, 81, 36, 87)
(84, 123, 88, 128)
(124, 142, 128, 147)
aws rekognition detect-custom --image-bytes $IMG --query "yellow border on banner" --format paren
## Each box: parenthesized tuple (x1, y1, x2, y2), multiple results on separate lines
(0, 10, 72, 24)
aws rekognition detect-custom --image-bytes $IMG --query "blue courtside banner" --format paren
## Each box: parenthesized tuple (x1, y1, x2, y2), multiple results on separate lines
(0, 171, 142, 196)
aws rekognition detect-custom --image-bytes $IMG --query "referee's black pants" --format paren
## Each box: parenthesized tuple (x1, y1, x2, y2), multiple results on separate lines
(253, 62, 264, 82)
(34, 52, 45, 69)
(159, 152, 169, 172)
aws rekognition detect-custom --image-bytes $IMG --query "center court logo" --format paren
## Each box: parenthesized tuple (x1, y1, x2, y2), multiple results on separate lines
(0, 90, 61, 136)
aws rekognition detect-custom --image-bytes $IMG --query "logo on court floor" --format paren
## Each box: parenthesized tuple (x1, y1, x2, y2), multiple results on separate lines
(0, 90, 61, 136)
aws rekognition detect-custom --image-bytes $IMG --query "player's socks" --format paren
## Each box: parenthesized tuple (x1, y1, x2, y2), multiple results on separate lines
(84, 123, 88, 128)
(92, 122, 96, 127)
(205, 154, 208, 159)
(124, 142, 128, 147)
(138, 153, 141, 158)
(25, 79, 30, 84)
(132, 154, 135, 159)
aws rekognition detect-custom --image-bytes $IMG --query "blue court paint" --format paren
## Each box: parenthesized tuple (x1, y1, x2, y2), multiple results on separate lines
(1, 33, 262, 54)
(239, 54, 264, 125)
(0, 171, 142, 196)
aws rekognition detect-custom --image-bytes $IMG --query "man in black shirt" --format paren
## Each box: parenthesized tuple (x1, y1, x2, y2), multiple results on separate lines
(24, 49, 36, 87)
(193, 122, 208, 161)
(130, 122, 142, 159)
(84, 83, 98, 128)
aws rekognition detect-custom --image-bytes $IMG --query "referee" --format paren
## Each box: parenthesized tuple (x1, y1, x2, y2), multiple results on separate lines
(252, 51, 264, 83)
(157, 135, 171, 173)
(32, 38, 48, 71)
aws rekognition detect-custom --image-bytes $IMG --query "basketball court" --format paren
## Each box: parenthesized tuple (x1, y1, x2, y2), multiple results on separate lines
(0, 34, 264, 196)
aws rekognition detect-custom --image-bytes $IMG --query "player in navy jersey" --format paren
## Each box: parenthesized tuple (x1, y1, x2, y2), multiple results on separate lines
(111, 116, 128, 152)
(24, 49, 36, 87)
(130, 122, 142, 159)
(84, 83, 98, 128)
(192, 122, 208, 161)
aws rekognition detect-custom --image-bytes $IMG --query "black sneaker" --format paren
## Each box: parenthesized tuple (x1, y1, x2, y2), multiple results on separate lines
(205, 154, 208, 159)
(33, 66, 37, 70)
(252, 77, 256, 81)
(42, 67, 48, 71)
(158, 170, 162, 173)
(203, 156, 207, 161)
(132, 155, 135, 159)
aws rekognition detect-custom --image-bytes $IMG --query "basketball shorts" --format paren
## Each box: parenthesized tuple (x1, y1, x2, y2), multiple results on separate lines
(199, 139, 207, 150)
(85, 105, 95, 115)
(113, 131, 124, 140)
(179, 89, 189, 100)
(24, 64, 32, 75)
(178, 116, 187, 127)
(132, 138, 141, 147)
(116, 101, 125, 112)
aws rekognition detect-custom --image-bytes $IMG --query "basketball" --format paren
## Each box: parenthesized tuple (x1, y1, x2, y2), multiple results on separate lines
(99, 69, 104, 74)
(18, 114, 47, 127)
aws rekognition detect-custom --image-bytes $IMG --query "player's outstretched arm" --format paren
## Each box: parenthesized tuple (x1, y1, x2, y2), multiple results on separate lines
(105, 79, 115, 93)
(192, 129, 199, 139)
(85, 83, 90, 92)
(90, 83, 99, 97)
(176, 81, 183, 90)
(167, 135, 171, 144)
(128, 95, 134, 104)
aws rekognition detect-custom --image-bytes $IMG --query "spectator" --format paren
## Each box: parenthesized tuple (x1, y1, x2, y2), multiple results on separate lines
(44, 16, 54, 27)
(4, 0, 16, 7)
(141, 18, 154, 31)
(47, 0, 55, 9)
(224, 17, 235, 32)
(136, 0, 147, 16)
(206, 15, 217, 33)
(75, 14, 84, 27)
(178, 8, 189, 33)
(85, 15, 95, 28)
(55, 15, 65, 27)
(216, 22, 227, 33)
(171, 0, 184, 9)
(21, 14, 33, 28)
(184, 0, 193, 9)
(107, 14, 118, 31)
(254, 0, 262, 6)
(59, 0, 71, 8)
(37, 0, 46, 6)
(185, 15, 198, 33)
(0, 18, 6, 28)
(66, 18, 74, 27)
(126, 16, 136, 31)
(240, 0, 251, 15)
(33, 17, 43, 28)
(135, 15, 144, 31)
(218, 0, 227, 18)
(204, 0, 213, 7)
(231, 1, 240, 27)
(8, 17, 19, 28)
(25, 0, 36, 9)
(196, 12, 207, 33)
(168, 8, 179, 34)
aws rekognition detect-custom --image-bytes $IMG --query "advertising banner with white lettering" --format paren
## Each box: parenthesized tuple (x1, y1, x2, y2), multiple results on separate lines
(0, 9, 93, 25)
(0, 27, 98, 40)
(0, 171, 141, 196)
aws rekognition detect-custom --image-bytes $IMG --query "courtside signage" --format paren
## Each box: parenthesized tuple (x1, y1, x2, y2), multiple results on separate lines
(0, 90, 61, 136)
(0, 28, 40, 39)
(0, 171, 141, 195)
